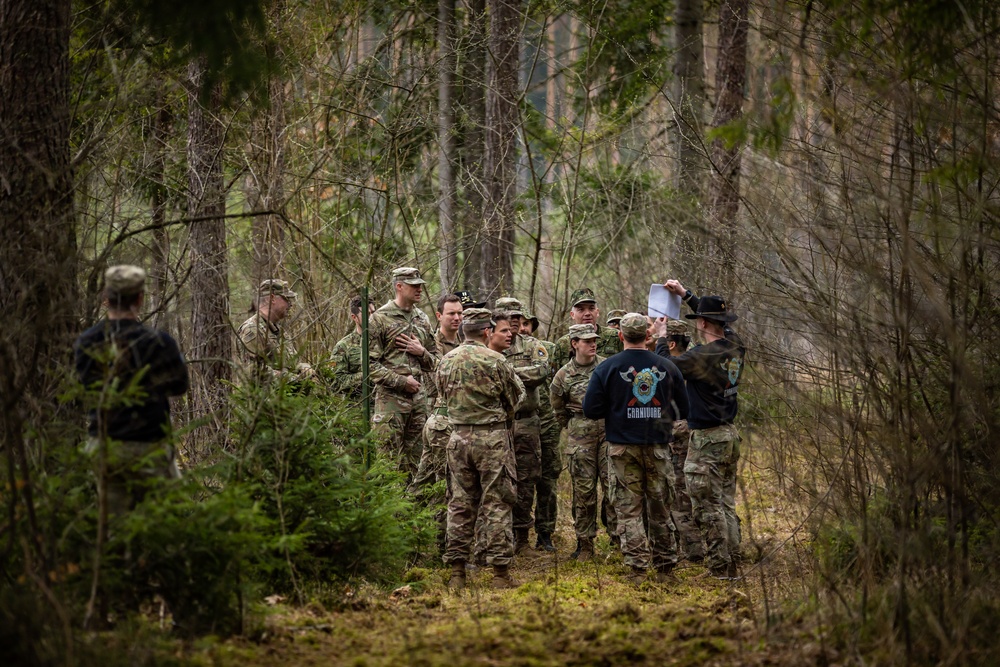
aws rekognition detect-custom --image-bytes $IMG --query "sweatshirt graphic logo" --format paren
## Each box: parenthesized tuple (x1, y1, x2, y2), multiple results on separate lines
(619, 366, 667, 406)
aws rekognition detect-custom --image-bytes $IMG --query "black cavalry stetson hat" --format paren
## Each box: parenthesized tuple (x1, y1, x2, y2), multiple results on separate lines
(455, 290, 487, 309)
(685, 295, 738, 323)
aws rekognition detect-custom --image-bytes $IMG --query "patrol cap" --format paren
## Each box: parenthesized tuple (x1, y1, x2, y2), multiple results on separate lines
(568, 323, 599, 340)
(462, 307, 495, 330)
(455, 289, 487, 309)
(392, 267, 426, 285)
(606, 309, 626, 325)
(258, 278, 297, 301)
(570, 288, 597, 307)
(104, 265, 146, 296)
(663, 319, 689, 335)
(685, 295, 738, 323)
(495, 297, 524, 316)
(619, 312, 649, 337)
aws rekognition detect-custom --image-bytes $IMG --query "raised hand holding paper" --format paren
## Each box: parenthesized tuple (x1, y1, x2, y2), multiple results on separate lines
(648, 284, 681, 319)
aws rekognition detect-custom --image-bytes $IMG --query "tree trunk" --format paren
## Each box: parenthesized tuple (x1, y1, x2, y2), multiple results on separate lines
(437, 0, 458, 290)
(458, 0, 487, 293)
(673, 0, 705, 195)
(482, 0, 521, 299)
(149, 89, 175, 333)
(0, 0, 76, 576)
(186, 58, 232, 457)
(707, 0, 748, 291)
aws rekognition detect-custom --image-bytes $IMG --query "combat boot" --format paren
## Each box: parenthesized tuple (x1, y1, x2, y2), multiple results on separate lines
(514, 528, 535, 555)
(570, 538, 594, 561)
(448, 561, 467, 590)
(492, 564, 520, 589)
(535, 532, 556, 552)
(625, 566, 647, 585)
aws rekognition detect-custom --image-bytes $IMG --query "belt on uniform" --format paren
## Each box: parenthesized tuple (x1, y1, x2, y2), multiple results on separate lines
(451, 422, 505, 432)
(514, 410, 537, 420)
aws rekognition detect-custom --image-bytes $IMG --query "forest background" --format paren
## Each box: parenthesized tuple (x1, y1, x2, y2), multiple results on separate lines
(3, 0, 1000, 664)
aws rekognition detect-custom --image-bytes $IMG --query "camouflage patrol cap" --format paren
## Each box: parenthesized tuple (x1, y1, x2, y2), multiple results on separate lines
(258, 278, 297, 301)
(495, 297, 524, 316)
(568, 323, 599, 340)
(606, 309, 626, 325)
(619, 312, 649, 337)
(570, 288, 597, 307)
(664, 319, 689, 335)
(462, 307, 494, 330)
(104, 265, 146, 296)
(392, 267, 426, 285)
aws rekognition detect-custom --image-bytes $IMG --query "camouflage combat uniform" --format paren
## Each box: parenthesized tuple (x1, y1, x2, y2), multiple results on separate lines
(328, 329, 364, 397)
(438, 340, 525, 567)
(550, 352, 617, 544)
(502, 332, 550, 534)
(534, 338, 562, 540)
(410, 330, 462, 496)
(236, 314, 309, 382)
(669, 419, 705, 561)
(368, 300, 439, 477)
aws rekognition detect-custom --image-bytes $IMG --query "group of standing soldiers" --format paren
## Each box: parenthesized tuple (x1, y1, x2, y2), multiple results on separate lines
(76, 262, 745, 591)
(238, 266, 745, 589)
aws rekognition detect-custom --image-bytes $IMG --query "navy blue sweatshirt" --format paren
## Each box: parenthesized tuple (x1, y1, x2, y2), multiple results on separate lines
(74, 319, 189, 442)
(582, 348, 687, 445)
(655, 295, 745, 429)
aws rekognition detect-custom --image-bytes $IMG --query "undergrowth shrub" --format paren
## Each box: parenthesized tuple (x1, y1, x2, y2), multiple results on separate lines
(229, 381, 437, 590)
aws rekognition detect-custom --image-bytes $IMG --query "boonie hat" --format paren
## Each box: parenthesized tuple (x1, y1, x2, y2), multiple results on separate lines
(570, 288, 597, 308)
(606, 309, 626, 325)
(685, 295, 738, 323)
(495, 297, 524, 316)
(105, 265, 146, 296)
(258, 278, 297, 301)
(455, 289, 487, 309)
(392, 267, 426, 285)
(568, 323, 599, 340)
(619, 312, 649, 337)
(462, 307, 495, 330)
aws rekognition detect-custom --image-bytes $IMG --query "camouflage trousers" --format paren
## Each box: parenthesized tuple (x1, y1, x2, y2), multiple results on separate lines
(86, 438, 181, 517)
(372, 389, 428, 480)
(534, 413, 562, 537)
(409, 411, 451, 549)
(444, 424, 518, 566)
(565, 421, 616, 541)
(512, 414, 541, 531)
(685, 424, 742, 570)
(670, 431, 705, 561)
(607, 443, 678, 570)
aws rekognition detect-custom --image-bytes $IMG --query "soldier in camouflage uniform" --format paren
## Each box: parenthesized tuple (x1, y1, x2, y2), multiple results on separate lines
(495, 297, 550, 554)
(522, 310, 561, 552)
(606, 309, 626, 330)
(656, 318, 705, 562)
(658, 281, 745, 579)
(552, 289, 622, 538)
(439, 308, 525, 590)
(236, 279, 315, 383)
(582, 313, 687, 584)
(410, 294, 464, 503)
(368, 267, 439, 479)
(75, 266, 189, 515)
(550, 324, 616, 560)
(328, 295, 375, 397)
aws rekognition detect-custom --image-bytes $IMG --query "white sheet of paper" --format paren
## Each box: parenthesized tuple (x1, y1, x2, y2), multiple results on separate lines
(647, 284, 681, 319)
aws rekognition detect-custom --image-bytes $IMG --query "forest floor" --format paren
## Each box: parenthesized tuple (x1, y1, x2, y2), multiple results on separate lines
(101, 435, 836, 666)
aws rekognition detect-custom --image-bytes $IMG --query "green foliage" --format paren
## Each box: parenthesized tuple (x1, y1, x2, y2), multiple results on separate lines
(229, 382, 437, 589)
